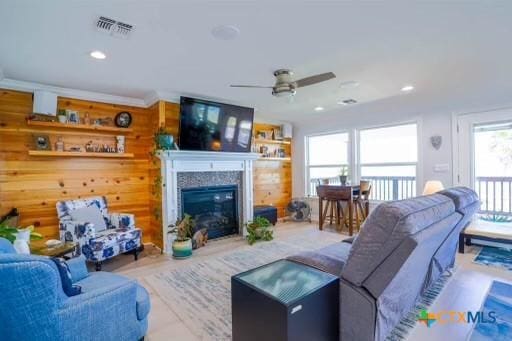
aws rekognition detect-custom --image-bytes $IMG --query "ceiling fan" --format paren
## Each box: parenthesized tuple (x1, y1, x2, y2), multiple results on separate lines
(230, 69, 336, 97)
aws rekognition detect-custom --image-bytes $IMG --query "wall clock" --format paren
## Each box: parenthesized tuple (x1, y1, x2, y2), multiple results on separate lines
(115, 111, 132, 128)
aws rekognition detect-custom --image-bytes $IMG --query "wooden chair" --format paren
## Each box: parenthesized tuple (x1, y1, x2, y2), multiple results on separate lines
(353, 180, 372, 230)
(317, 185, 353, 231)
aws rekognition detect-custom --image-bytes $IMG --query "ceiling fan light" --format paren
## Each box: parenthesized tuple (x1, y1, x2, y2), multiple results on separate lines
(272, 89, 296, 97)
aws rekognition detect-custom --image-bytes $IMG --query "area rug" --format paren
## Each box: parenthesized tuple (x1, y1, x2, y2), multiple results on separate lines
(474, 246, 512, 271)
(146, 230, 342, 340)
(468, 280, 512, 340)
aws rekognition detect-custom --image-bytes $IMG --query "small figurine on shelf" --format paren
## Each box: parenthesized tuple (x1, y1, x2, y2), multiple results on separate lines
(116, 136, 125, 153)
(55, 136, 64, 152)
(83, 112, 91, 125)
(85, 141, 93, 152)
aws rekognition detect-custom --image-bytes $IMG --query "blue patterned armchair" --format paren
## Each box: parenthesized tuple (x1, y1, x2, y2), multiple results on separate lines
(0, 238, 150, 341)
(56, 196, 142, 270)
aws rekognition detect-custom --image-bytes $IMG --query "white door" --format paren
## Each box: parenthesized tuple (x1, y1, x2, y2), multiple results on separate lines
(455, 108, 512, 218)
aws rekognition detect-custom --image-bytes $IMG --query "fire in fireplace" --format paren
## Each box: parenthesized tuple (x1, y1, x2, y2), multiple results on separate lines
(181, 185, 238, 239)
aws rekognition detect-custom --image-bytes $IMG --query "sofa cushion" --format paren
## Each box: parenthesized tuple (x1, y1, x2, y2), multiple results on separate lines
(50, 257, 82, 296)
(341, 194, 456, 286)
(77, 271, 150, 320)
(88, 228, 142, 252)
(438, 187, 479, 211)
(288, 242, 351, 276)
(70, 206, 107, 232)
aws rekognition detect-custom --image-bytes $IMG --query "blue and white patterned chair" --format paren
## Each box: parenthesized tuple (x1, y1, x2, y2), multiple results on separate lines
(56, 196, 142, 271)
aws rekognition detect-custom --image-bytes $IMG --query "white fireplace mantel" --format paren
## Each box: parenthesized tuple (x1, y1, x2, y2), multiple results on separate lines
(157, 150, 260, 254)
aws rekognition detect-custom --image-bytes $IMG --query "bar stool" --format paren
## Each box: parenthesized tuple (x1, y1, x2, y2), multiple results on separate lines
(354, 180, 372, 230)
(317, 185, 352, 231)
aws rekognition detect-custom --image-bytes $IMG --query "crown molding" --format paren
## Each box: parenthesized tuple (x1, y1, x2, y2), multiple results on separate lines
(0, 78, 147, 108)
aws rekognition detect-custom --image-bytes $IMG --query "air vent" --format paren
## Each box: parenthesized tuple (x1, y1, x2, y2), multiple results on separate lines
(96, 16, 134, 39)
(338, 99, 358, 105)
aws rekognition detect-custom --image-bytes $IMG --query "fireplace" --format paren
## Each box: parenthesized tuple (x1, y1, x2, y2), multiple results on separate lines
(182, 185, 238, 239)
(158, 150, 259, 254)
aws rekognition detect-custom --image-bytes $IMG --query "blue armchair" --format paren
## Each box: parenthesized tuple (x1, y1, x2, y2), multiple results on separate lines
(56, 196, 143, 270)
(0, 238, 150, 341)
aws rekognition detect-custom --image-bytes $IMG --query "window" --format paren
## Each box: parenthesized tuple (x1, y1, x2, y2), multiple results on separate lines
(306, 132, 349, 196)
(359, 123, 417, 201)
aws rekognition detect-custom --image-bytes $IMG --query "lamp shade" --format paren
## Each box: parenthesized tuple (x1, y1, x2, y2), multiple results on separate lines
(423, 180, 444, 195)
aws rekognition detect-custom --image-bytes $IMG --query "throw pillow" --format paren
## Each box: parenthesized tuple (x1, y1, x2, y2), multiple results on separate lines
(50, 257, 82, 297)
(69, 206, 107, 232)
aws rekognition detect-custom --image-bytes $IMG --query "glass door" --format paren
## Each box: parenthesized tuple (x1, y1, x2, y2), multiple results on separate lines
(456, 109, 512, 223)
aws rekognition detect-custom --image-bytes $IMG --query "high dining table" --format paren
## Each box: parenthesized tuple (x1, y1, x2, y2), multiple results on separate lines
(316, 184, 364, 236)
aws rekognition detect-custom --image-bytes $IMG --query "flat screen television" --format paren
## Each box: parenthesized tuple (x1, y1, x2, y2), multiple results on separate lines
(178, 96, 254, 152)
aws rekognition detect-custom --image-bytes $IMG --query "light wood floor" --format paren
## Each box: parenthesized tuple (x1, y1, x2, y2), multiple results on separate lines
(102, 222, 512, 341)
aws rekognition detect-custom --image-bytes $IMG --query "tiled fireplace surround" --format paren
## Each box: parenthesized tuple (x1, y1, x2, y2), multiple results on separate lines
(158, 150, 260, 254)
(176, 171, 243, 237)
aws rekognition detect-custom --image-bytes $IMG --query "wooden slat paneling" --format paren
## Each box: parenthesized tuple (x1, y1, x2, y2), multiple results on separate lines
(0, 90, 154, 243)
(253, 123, 292, 218)
(0, 92, 293, 248)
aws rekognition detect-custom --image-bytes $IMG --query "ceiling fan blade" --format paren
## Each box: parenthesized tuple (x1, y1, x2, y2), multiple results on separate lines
(295, 72, 336, 88)
(230, 85, 273, 88)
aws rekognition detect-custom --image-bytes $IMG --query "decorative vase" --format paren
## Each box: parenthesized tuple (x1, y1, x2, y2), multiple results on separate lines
(157, 134, 174, 150)
(172, 238, 192, 259)
(13, 229, 31, 254)
(339, 175, 347, 186)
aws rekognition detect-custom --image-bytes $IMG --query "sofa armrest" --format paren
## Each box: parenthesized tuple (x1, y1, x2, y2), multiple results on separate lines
(66, 255, 89, 283)
(110, 213, 136, 229)
(340, 279, 377, 341)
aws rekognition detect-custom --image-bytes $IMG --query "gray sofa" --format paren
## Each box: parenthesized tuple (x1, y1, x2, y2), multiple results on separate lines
(288, 187, 479, 341)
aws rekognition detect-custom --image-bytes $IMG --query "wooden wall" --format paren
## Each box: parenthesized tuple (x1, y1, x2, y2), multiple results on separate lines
(253, 123, 292, 217)
(0, 91, 292, 250)
(0, 90, 154, 243)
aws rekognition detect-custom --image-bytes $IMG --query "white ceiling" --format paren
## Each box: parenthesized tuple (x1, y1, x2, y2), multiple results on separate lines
(1, 1, 512, 123)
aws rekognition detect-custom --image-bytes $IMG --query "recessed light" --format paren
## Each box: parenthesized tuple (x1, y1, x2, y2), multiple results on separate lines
(314, 106, 324, 112)
(401, 85, 414, 92)
(90, 50, 106, 60)
(211, 25, 240, 40)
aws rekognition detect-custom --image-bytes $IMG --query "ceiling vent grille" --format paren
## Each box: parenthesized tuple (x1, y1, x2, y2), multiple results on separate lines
(96, 16, 134, 39)
(340, 99, 358, 105)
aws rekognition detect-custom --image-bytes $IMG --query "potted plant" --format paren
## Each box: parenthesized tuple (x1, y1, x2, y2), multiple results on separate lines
(0, 222, 43, 254)
(246, 216, 274, 245)
(339, 165, 348, 185)
(169, 214, 194, 259)
(57, 109, 67, 123)
(154, 126, 175, 150)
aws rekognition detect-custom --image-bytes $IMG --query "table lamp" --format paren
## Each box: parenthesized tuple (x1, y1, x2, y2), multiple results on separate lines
(423, 180, 444, 195)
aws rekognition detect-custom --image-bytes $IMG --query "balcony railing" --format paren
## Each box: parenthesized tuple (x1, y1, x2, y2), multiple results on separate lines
(363, 176, 416, 201)
(309, 175, 512, 217)
(476, 176, 512, 217)
(309, 176, 416, 200)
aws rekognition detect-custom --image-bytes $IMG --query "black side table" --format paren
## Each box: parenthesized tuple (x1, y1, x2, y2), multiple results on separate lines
(232, 259, 339, 341)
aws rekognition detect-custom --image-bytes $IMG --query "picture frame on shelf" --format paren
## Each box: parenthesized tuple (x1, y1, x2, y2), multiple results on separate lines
(33, 134, 51, 150)
(256, 131, 266, 139)
(272, 128, 283, 140)
(66, 110, 80, 124)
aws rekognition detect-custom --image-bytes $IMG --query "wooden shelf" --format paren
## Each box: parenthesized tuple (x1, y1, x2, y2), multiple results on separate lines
(257, 157, 291, 162)
(254, 139, 291, 145)
(27, 120, 133, 133)
(28, 150, 134, 158)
